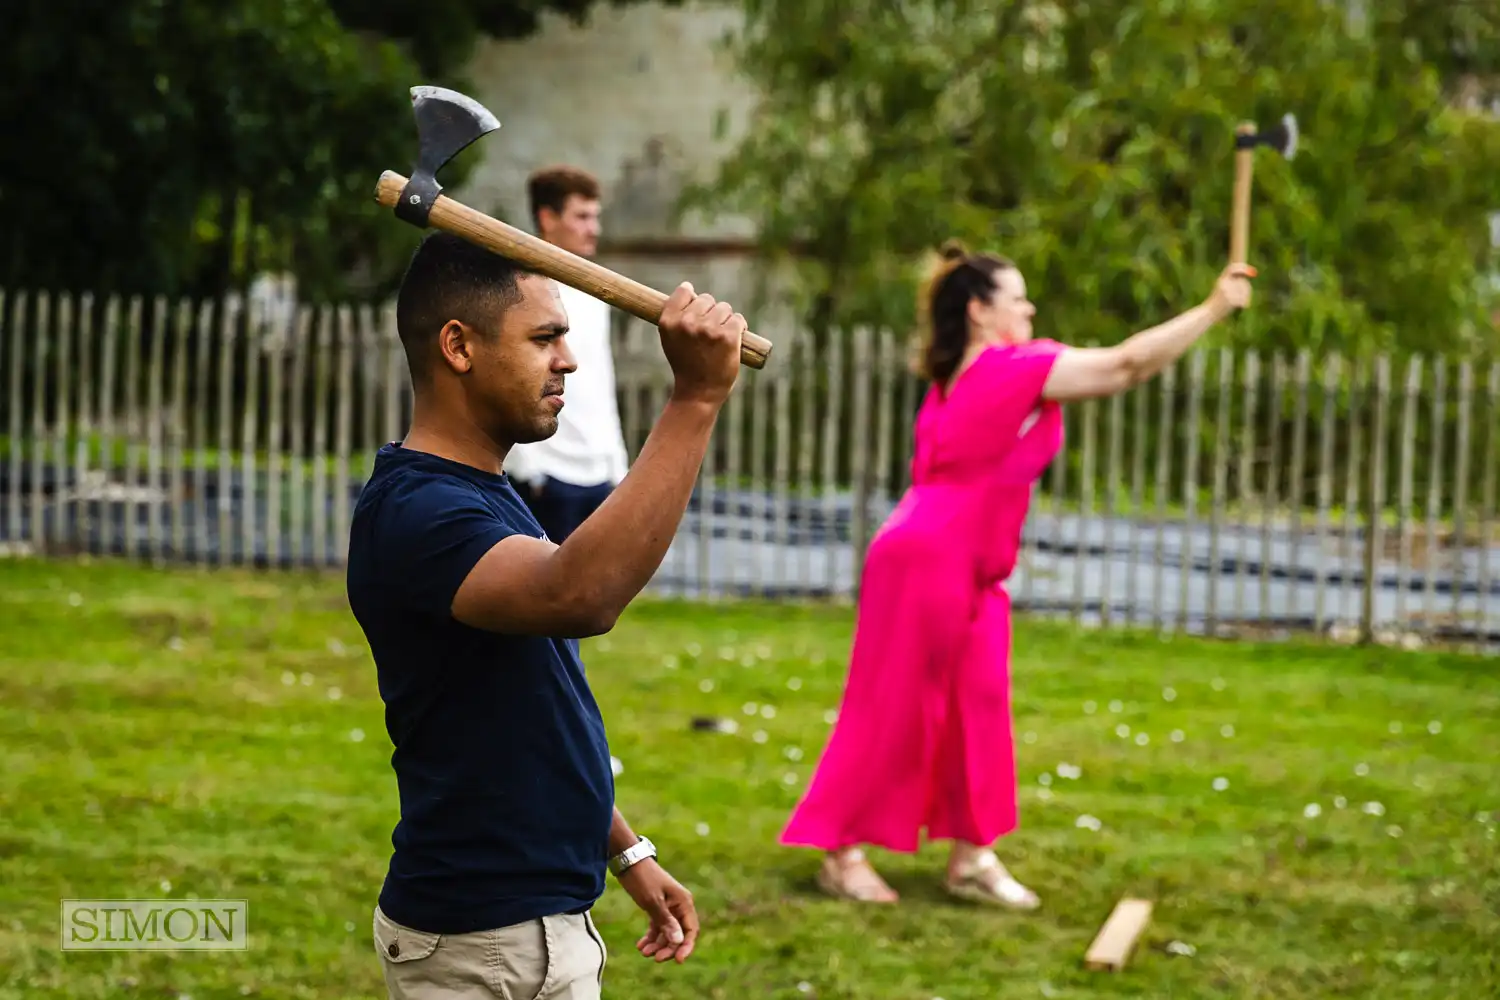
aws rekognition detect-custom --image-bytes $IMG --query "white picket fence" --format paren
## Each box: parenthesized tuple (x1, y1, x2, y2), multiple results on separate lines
(2, 286, 1498, 652)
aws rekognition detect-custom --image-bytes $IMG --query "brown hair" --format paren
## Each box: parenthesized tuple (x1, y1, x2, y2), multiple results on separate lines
(914, 239, 1016, 385)
(526, 165, 601, 228)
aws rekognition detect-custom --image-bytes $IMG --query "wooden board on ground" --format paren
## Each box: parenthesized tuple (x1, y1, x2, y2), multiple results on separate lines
(1084, 897, 1154, 972)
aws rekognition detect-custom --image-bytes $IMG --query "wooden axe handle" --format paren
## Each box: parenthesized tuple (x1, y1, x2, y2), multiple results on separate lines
(375, 170, 772, 370)
(1229, 123, 1256, 266)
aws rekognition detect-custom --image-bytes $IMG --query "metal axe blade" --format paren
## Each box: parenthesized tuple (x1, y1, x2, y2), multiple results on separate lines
(396, 86, 502, 228)
(1263, 112, 1299, 160)
(1235, 112, 1299, 160)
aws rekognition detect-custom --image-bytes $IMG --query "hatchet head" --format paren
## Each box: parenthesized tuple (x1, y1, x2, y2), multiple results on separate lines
(1235, 112, 1299, 160)
(393, 85, 502, 228)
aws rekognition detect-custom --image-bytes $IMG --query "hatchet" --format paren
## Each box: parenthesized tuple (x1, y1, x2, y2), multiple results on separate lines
(1229, 113, 1298, 265)
(374, 86, 773, 370)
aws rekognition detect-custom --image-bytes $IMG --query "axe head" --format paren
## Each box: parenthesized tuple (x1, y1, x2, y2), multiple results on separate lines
(394, 86, 502, 228)
(1236, 113, 1299, 160)
(1263, 112, 1299, 160)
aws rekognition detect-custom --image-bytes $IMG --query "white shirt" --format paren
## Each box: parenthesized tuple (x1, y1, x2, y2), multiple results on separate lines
(504, 281, 630, 488)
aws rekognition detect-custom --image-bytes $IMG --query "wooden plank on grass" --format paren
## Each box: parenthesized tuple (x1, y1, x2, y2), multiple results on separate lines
(1084, 897, 1153, 972)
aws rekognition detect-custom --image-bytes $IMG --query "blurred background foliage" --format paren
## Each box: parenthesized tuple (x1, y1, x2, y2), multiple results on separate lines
(683, 0, 1500, 359)
(3, 0, 1497, 361)
(1, 0, 679, 303)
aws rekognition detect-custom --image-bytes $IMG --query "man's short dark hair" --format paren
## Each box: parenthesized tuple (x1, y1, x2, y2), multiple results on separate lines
(527, 165, 601, 229)
(395, 232, 529, 381)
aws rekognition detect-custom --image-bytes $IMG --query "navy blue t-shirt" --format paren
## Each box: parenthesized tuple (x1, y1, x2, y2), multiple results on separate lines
(345, 442, 615, 934)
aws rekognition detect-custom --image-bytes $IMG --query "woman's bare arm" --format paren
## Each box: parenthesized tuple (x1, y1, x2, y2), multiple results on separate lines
(1041, 264, 1255, 403)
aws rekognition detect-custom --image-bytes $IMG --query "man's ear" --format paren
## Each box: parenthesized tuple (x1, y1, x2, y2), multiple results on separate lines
(437, 320, 476, 375)
(535, 205, 557, 235)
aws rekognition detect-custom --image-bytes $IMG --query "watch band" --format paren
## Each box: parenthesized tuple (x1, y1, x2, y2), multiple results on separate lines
(608, 836, 656, 877)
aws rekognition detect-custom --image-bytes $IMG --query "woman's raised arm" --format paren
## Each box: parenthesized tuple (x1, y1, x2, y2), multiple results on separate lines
(1041, 263, 1256, 403)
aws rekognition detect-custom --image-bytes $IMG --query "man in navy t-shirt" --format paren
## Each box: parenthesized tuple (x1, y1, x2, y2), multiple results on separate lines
(346, 231, 748, 1000)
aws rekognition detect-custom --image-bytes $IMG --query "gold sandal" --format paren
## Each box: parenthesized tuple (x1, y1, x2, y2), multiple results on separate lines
(816, 849, 899, 903)
(944, 851, 1040, 910)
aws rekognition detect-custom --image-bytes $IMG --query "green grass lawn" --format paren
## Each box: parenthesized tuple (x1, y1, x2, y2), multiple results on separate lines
(1, 556, 1498, 1000)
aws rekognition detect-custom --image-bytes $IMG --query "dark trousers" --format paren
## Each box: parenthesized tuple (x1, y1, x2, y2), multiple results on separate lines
(514, 477, 614, 543)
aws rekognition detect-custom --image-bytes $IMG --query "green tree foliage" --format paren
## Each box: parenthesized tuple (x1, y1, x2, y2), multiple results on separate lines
(686, 0, 1500, 358)
(1, 0, 668, 301)
(328, 0, 681, 81)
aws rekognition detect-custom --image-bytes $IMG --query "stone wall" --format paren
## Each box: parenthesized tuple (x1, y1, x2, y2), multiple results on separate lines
(457, 1, 783, 315)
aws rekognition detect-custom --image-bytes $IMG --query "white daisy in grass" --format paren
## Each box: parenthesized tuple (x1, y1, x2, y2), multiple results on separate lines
(685, 642, 702, 657)
(1038, 773, 1053, 787)
(695, 822, 710, 836)
(1427, 720, 1442, 735)
(1334, 796, 1348, 809)
(743, 702, 759, 716)
(1363, 801, 1385, 816)
(1083, 700, 1097, 715)
(282, 671, 296, 686)
(349, 728, 365, 743)
(1162, 686, 1177, 702)
(1211, 678, 1226, 691)
(787, 677, 803, 691)
(1212, 777, 1229, 791)
(760, 705, 777, 719)
(1134, 732, 1150, 746)
(1115, 724, 1131, 739)
(753, 730, 768, 744)
(1075, 814, 1102, 831)
(699, 679, 714, 693)
(1056, 763, 1082, 780)
(1023, 731, 1038, 744)
(1220, 724, 1235, 738)
(1303, 803, 1322, 819)
(1355, 763, 1370, 777)
(718, 646, 736, 661)
(1109, 700, 1124, 714)
(783, 746, 803, 762)
(661, 655, 679, 670)
(823, 709, 838, 724)
(1170, 729, 1186, 743)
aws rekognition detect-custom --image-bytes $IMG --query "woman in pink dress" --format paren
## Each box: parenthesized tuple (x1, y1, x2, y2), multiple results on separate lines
(781, 242, 1256, 906)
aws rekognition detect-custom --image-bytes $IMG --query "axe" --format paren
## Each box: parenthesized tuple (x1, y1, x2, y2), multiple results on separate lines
(374, 86, 773, 370)
(1229, 113, 1298, 265)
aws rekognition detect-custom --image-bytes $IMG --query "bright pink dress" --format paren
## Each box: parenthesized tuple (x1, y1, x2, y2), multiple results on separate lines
(781, 338, 1067, 852)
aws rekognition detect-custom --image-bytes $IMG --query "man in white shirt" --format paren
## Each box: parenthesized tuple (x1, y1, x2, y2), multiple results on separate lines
(504, 165, 631, 542)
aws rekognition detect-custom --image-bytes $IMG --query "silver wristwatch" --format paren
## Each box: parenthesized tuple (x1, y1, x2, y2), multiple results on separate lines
(608, 836, 657, 877)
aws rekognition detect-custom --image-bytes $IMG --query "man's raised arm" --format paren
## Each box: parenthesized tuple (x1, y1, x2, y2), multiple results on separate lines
(451, 284, 744, 637)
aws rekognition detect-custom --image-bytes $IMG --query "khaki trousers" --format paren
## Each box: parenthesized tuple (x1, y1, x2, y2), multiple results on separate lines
(373, 904, 608, 1000)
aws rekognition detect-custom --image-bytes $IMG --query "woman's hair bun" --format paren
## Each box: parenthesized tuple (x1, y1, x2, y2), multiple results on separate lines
(938, 239, 967, 261)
